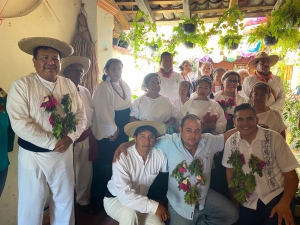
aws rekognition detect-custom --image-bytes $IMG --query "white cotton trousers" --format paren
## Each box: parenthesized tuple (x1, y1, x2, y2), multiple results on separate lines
(18, 147, 75, 225)
(103, 197, 165, 225)
(73, 137, 92, 205)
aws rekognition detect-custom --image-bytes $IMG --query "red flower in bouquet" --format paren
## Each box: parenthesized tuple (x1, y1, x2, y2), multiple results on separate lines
(179, 177, 190, 192)
(40, 95, 58, 112)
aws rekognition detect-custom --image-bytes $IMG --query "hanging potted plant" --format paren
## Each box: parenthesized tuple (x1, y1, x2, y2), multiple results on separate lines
(219, 33, 243, 50)
(118, 31, 130, 49)
(182, 17, 201, 34)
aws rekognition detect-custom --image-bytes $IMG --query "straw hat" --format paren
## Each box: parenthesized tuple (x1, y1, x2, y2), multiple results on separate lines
(60, 56, 91, 76)
(18, 37, 73, 58)
(247, 52, 279, 70)
(124, 121, 167, 137)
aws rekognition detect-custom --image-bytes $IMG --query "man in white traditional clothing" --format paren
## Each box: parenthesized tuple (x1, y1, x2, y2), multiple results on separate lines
(61, 56, 98, 214)
(7, 37, 87, 225)
(104, 121, 170, 225)
(157, 52, 183, 103)
(242, 52, 285, 111)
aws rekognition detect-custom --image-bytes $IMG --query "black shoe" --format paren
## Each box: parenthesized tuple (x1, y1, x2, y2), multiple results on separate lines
(76, 203, 98, 214)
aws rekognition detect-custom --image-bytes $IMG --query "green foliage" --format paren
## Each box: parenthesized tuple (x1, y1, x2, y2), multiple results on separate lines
(218, 33, 243, 49)
(283, 93, 300, 150)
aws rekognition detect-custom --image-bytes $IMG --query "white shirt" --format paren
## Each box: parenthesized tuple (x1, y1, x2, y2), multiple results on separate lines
(130, 94, 177, 122)
(242, 75, 285, 111)
(157, 71, 183, 102)
(222, 126, 299, 210)
(7, 73, 87, 150)
(78, 85, 93, 129)
(107, 145, 168, 214)
(180, 97, 227, 134)
(257, 109, 287, 134)
(213, 91, 248, 115)
(92, 80, 132, 140)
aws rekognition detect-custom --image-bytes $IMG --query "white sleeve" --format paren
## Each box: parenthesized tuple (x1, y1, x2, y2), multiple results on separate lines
(169, 99, 178, 118)
(273, 110, 287, 133)
(113, 155, 159, 214)
(130, 98, 141, 120)
(92, 83, 117, 140)
(7, 81, 57, 150)
(222, 138, 234, 168)
(270, 80, 285, 111)
(241, 77, 251, 100)
(159, 152, 168, 173)
(213, 102, 227, 134)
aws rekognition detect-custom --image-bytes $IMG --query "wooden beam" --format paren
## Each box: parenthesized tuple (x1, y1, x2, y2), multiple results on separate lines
(229, 0, 238, 8)
(122, 8, 184, 13)
(272, 0, 285, 12)
(182, 0, 190, 18)
(191, 5, 274, 14)
(135, 0, 156, 23)
(115, 0, 183, 5)
(97, 0, 120, 15)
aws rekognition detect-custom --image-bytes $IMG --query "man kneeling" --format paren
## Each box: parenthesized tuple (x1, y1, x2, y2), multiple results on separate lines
(104, 121, 170, 225)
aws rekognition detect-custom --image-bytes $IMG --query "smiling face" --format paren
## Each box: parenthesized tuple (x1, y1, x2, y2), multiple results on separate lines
(179, 82, 189, 100)
(179, 118, 202, 150)
(196, 81, 211, 100)
(255, 58, 271, 76)
(106, 61, 123, 82)
(250, 87, 270, 107)
(234, 109, 258, 141)
(161, 55, 173, 72)
(134, 130, 156, 154)
(64, 64, 84, 87)
(146, 75, 161, 95)
(201, 63, 213, 76)
(183, 62, 192, 73)
(33, 48, 61, 82)
(223, 74, 240, 93)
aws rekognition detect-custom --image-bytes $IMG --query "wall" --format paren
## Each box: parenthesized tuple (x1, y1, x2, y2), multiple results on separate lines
(0, 0, 82, 223)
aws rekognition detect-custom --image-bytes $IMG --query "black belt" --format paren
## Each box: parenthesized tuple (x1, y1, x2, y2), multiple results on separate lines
(18, 137, 52, 152)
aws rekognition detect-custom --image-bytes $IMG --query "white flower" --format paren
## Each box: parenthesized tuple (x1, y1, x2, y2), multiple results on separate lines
(182, 176, 189, 185)
(44, 96, 49, 103)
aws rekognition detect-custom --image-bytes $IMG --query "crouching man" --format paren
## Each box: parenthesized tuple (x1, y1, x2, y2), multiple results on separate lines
(104, 121, 170, 225)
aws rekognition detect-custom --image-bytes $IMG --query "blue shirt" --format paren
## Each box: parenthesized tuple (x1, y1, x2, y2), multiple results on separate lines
(155, 133, 224, 220)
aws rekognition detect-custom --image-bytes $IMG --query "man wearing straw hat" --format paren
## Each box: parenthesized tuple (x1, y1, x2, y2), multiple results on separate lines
(104, 120, 170, 224)
(242, 51, 285, 111)
(61, 56, 98, 214)
(7, 37, 87, 225)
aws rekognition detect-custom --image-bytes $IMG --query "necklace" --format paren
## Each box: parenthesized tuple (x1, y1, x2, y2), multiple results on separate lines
(110, 81, 126, 100)
(36, 74, 58, 94)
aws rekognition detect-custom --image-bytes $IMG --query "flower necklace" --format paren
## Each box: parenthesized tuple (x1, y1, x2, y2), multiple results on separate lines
(37, 75, 78, 140)
(227, 150, 266, 204)
(171, 158, 206, 206)
(216, 96, 236, 122)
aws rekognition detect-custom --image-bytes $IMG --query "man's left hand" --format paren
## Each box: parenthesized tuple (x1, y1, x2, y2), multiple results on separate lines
(270, 202, 295, 225)
(54, 136, 73, 153)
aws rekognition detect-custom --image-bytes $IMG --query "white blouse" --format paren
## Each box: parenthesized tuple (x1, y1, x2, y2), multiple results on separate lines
(180, 97, 227, 134)
(130, 94, 177, 122)
(213, 91, 248, 115)
(92, 80, 132, 140)
(257, 109, 287, 134)
(78, 85, 94, 129)
(157, 71, 183, 102)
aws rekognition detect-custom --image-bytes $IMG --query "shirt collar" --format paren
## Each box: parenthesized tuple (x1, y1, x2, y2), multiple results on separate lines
(236, 125, 265, 143)
(175, 133, 207, 156)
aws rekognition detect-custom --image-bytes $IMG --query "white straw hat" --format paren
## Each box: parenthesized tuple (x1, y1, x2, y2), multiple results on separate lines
(124, 121, 167, 137)
(60, 56, 91, 76)
(247, 52, 279, 70)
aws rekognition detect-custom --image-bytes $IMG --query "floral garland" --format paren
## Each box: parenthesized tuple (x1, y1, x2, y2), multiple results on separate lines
(227, 150, 266, 204)
(40, 94, 78, 140)
(171, 159, 206, 206)
(216, 97, 236, 122)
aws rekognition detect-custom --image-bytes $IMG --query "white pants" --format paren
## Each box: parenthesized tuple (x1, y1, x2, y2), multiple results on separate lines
(73, 137, 92, 205)
(103, 197, 164, 225)
(18, 147, 75, 225)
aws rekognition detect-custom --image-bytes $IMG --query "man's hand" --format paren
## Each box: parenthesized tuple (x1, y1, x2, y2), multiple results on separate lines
(54, 136, 73, 153)
(155, 204, 170, 223)
(112, 143, 128, 163)
(109, 127, 119, 142)
(270, 202, 295, 225)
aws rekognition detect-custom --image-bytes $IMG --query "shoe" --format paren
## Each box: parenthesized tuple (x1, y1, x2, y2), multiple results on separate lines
(76, 203, 98, 214)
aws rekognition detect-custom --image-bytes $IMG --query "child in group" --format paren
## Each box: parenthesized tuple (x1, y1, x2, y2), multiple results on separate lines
(212, 68, 226, 93)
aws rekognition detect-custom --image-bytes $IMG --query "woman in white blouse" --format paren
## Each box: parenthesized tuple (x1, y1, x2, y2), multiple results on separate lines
(181, 76, 226, 134)
(91, 58, 132, 206)
(214, 71, 247, 131)
(130, 73, 177, 132)
(250, 82, 287, 139)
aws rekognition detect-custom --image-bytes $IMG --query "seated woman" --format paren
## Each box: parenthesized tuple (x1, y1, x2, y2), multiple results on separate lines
(212, 68, 226, 93)
(130, 73, 177, 133)
(250, 82, 287, 139)
(214, 71, 247, 131)
(181, 76, 226, 134)
(179, 60, 192, 82)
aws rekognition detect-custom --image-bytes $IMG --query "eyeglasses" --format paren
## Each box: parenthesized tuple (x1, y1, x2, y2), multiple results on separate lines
(226, 79, 239, 84)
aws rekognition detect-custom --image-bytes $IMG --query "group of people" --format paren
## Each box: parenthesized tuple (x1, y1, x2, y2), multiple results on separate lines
(0, 35, 298, 225)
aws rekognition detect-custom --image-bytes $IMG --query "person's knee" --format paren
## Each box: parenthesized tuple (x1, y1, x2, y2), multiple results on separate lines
(119, 207, 138, 222)
(228, 206, 239, 224)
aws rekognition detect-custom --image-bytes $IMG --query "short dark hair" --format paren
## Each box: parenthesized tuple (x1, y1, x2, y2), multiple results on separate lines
(221, 70, 242, 91)
(133, 125, 158, 139)
(233, 103, 256, 117)
(159, 52, 173, 63)
(179, 60, 191, 71)
(33, 46, 61, 59)
(212, 68, 226, 78)
(250, 82, 271, 97)
(102, 58, 123, 81)
(196, 76, 214, 99)
(180, 114, 201, 128)
(143, 73, 160, 88)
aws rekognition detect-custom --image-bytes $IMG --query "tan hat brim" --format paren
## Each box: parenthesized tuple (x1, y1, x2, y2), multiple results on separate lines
(60, 56, 91, 76)
(247, 55, 279, 70)
(124, 121, 167, 137)
(18, 37, 73, 58)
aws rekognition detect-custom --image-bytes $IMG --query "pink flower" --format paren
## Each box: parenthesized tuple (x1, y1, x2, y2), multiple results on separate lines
(259, 161, 266, 170)
(225, 112, 232, 120)
(49, 116, 55, 127)
(246, 192, 252, 198)
(240, 153, 246, 165)
(179, 177, 190, 192)
(179, 167, 187, 173)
